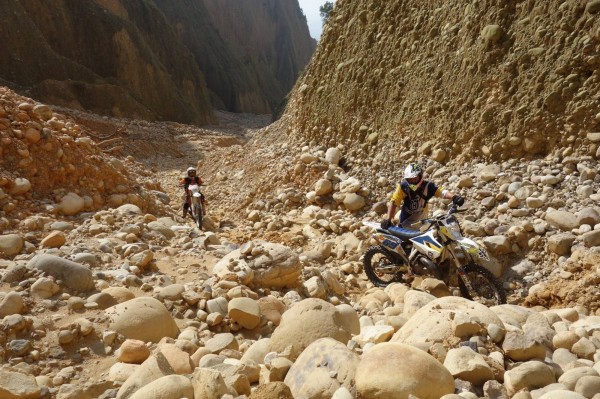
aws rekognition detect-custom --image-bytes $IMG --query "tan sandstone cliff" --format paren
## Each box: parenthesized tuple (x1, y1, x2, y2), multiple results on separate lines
(284, 0, 600, 162)
(0, 0, 315, 122)
(201, 0, 317, 113)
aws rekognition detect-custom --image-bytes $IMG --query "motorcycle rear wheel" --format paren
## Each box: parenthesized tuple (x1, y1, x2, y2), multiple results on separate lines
(458, 263, 506, 306)
(363, 246, 405, 287)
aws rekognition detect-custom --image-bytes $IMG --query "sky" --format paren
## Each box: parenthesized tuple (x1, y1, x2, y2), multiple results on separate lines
(298, 0, 329, 40)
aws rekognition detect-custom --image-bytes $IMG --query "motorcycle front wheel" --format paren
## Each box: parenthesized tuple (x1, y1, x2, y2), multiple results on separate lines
(363, 246, 405, 287)
(192, 203, 203, 230)
(458, 263, 506, 306)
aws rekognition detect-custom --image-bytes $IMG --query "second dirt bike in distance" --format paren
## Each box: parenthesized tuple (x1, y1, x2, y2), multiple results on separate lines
(362, 204, 506, 306)
(187, 183, 204, 230)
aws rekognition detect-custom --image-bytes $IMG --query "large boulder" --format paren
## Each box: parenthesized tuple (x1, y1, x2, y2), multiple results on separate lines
(27, 254, 94, 292)
(355, 342, 454, 399)
(325, 148, 341, 165)
(191, 368, 228, 399)
(284, 338, 360, 398)
(118, 339, 151, 364)
(116, 354, 176, 399)
(0, 234, 23, 257)
(248, 382, 293, 399)
(269, 298, 357, 360)
(228, 297, 261, 330)
(504, 360, 555, 396)
(103, 287, 136, 303)
(0, 292, 25, 317)
(40, 231, 66, 248)
(478, 164, 501, 182)
(212, 241, 301, 288)
(545, 210, 579, 231)
(129, 375, 193, 399)
(89, 287, 136, 309)
(146, 221, 175, 239)
(117, 204, 143, 215)
(58, 192, 85, 215)
(240, 338, 271, 365)
(489, 304, 533, 328)
(391, 297, 505, 350)
(0, 369, 41, 398)
(482, 236, 511, 255)
(547, 233, 576, 256)
(315, 179, 333, 196)
(106, 297, 179, 343)
(343, 193, 366, 211)
(443, 347, 495, 385)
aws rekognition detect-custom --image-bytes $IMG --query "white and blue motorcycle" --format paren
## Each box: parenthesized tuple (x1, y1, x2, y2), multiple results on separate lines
(363, 205, 506, 306)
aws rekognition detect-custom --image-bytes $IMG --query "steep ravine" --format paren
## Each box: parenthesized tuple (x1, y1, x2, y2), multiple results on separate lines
(0, 0, 315, 122)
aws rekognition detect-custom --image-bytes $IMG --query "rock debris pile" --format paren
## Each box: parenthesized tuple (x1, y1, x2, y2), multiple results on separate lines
(1, 94, 600, 398)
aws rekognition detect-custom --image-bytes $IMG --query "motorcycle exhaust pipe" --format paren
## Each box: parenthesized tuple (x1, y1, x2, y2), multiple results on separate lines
(416, 255, 441, 277)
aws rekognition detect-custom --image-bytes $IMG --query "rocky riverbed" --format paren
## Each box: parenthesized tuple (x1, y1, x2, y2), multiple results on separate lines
(1, 89, 600, 398)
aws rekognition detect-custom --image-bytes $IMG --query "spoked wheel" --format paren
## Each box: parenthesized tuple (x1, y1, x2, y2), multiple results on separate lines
(363, 246, 406, 287)
(458, 263, 506, 306)
(192, 203, 203, 230)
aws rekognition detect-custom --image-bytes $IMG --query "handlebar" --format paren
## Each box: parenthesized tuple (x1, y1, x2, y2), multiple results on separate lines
(449, 205, 466, 214)
(419, 205, 466, 225)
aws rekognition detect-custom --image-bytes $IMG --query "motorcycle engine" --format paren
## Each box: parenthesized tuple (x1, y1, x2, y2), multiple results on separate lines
(413, 255, 441, 277)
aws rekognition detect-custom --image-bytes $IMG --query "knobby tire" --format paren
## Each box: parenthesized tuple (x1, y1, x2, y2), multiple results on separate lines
(196, 205, 203, 230)
(193, 203, 203, 230)
(458, 263, 506, 306)
(363, 246, 404, 287)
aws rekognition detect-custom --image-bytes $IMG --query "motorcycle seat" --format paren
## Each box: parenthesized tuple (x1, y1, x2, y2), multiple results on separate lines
(385, 226, 422, 240)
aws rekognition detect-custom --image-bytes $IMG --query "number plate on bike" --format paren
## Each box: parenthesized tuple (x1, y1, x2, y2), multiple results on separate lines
(382, 239, 400, 249)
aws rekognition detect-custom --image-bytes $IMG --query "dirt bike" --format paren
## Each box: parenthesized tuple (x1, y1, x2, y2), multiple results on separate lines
(186, 183, 205, 229)
(362, 205, 506, 306)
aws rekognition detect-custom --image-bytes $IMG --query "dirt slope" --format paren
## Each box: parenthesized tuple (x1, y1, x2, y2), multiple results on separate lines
(0, 87, 165, 232)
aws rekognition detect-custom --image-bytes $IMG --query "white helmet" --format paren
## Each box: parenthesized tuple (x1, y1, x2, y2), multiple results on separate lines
(187, 167, 196, 176)
(403, 163, 423, 191)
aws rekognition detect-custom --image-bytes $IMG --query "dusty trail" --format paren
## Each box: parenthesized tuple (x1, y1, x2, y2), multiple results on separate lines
(60, 108, 271, 218)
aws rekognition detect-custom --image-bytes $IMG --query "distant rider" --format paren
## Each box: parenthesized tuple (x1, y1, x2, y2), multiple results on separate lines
(381, 162, 464, 229)
(179, 167, 205, 219)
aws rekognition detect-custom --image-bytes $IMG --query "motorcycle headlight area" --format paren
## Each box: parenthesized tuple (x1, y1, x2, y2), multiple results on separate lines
(457, 239, 490, 261)
(441, 218, 462, 240)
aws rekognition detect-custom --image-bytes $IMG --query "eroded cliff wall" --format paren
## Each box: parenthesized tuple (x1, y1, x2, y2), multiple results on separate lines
(201, 0, 317, 113)
(0, 0, 215, 124)
(284, 0, 600, 162)
(0, 0, 315, 122)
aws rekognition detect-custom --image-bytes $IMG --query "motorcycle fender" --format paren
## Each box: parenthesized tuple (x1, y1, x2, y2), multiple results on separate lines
(410, 231, 443, 259)
(457, 237, 490, 261)
(373, 233, 407, 257)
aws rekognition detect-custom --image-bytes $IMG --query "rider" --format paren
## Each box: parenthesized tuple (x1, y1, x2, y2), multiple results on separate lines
(179, 166, 204, 219)
(381, 162, 464, 229)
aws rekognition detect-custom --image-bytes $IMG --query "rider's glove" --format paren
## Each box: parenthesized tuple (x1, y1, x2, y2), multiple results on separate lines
(452, 195, 465, 207)
(380, 219, 392, 229)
